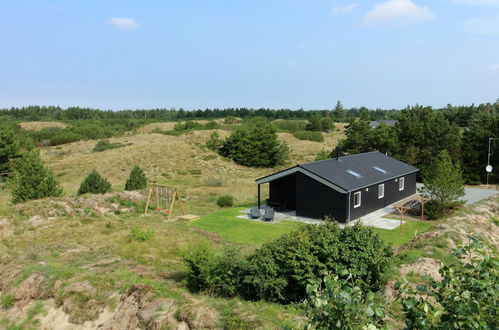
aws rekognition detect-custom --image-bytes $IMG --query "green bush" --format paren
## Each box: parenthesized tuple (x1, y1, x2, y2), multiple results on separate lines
(315, 149, 330, 161)
(292, 130, 324, 142)
(183, 223, 393, 303)
(129, 227, 155, 242)
(219, 120, 289, 167)
(273, 120, 307, 132)
(397, 236, 498, 329)
(183, 246, 243, 296)
(124, 165, 148, 191)
(1, 295, 14, 309)
(11, 149, 63, 203)
(92, 139, 124, 152)
(77, 169, 112, 195)
(205, 132, 223, 151)
(305, 275, 386, 329)
(216, 195, 234, 207)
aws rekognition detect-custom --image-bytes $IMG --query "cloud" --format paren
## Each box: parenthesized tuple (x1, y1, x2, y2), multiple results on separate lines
(332, 3, 359, 15)
(453, 0, 499, 7)
(109, 17, 140, 29)
(465, 16, 499, 36)
(287, 60, 299, 67)
(478, 64, 499, 72)
(362, 0, 435, 26)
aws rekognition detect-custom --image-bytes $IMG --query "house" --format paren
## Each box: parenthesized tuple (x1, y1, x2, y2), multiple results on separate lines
(255, 151, 418, 222)
(370, 120, 397, 129)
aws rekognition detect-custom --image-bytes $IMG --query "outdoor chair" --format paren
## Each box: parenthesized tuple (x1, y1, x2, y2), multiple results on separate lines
(262, 206, 275, 221)
(249, 206, 261, 219)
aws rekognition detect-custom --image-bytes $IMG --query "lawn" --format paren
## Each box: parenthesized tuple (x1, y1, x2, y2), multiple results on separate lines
(187, 207, 304, 245)
(189, 207, 435, 247)
(373, 219, 434, 246)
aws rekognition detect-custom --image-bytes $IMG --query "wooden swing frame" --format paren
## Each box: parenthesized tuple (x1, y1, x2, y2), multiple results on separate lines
(144, 184, 185, 221)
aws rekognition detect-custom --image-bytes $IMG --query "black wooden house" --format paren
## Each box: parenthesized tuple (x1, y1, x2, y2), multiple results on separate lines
(255, 151, 418, 222)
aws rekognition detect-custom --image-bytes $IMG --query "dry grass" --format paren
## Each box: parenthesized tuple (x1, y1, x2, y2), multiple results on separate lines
(19, 121, 68, 131)
(137, 119, 228, 133)
(39, 125, 345, 216)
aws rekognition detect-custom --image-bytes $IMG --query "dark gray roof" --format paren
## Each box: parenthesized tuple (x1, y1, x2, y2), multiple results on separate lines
(298, 151, 418, 191)
(370, 120, 398, 128)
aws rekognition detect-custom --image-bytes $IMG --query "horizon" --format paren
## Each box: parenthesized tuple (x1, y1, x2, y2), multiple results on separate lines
(2, 0, 499, 110)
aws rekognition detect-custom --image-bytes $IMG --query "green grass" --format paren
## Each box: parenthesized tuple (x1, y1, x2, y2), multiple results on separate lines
(373, 219, 434, 247)
(188, 207, 304, 246)
(190, 208, 434, 247)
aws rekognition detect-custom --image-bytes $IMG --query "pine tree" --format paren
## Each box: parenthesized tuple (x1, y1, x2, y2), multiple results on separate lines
(0, 122, 20, 172)
(124, 165, 148, 191)
(419, 150, 465, 219)
(333, 100, 346, 122)
(11, 149, 63, 203)
(77, 169, 112, 195)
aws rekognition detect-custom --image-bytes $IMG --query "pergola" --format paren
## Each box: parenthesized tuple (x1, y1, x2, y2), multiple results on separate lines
(393, 195, 431, 232)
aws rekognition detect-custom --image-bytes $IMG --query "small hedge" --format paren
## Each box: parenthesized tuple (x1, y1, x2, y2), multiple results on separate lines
(93, 139, 124, 152)
(184, 223, 393, 303)
(124, 165, 148, 191)
(77, 169, 112, 195)
(292, 130, 324, 142)
(216, 195, 234, 207)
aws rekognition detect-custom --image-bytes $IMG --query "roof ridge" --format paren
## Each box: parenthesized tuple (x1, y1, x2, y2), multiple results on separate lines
(298, 150, 381, 166)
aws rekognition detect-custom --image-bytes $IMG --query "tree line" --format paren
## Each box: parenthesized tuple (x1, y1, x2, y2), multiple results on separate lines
(334, 105, 498, 185)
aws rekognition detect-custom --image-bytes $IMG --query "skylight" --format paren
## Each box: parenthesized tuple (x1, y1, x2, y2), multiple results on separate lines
(346, 170, 362, 178)
(373, 166, 387, 174)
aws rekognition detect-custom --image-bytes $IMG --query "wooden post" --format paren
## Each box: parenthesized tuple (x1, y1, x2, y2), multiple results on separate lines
(257, 184, 261, 209)
(421, 202, 424, 221)
(176, 187, 185, 215)
(144, 188, 153, 214)
(167, 190, 176, 221)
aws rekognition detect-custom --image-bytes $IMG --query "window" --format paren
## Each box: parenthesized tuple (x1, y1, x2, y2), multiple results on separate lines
(346, 169, 362, 178)
(353, 191, 361, 208)
(373, 166, 387, 174)
(399, 177, 405, 191)
(378, 184, 384, 199)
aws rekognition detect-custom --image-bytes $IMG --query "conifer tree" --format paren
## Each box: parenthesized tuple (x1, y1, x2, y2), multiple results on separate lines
(419, 150, 465, 219)
(11, 149, 63, 203)
(0, 122, 20, 172)
(77, 169, 112, 195)
(124, 165, 148, 191)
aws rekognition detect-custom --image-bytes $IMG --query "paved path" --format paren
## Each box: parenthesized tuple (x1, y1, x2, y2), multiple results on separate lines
(416, 183, 498, 205)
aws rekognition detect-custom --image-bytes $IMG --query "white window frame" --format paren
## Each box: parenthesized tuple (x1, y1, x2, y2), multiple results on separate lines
(353, 191, 361, 208)
(378, 184, 384, 199)
(399, 177, 405, 191)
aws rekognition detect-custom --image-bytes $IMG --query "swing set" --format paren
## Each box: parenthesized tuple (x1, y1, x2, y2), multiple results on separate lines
(144, 184, 185, 221)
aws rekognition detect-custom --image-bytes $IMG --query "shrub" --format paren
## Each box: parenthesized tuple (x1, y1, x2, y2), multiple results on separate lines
(205, 132, 223, 151)
(183, 223, 393, 303)
(305, 275, 386, 329)
(397, 236, 498, 329)
(129, 227, 155, 242)
(124, 165, 148, 191)
(92, 139, 124, 152)
(77, 169, 112, 195)
(292, 130, 324, 142)
(219, 120, 289, 167)
(273, 120, 307, 133)
(11, 149, 63, 203)
(183, 246, 243, 296)
(216, 195, 234, 207)
(204, 177, 226, 187)
(1, 295, 14, 309)
(315, 149, 330, 161)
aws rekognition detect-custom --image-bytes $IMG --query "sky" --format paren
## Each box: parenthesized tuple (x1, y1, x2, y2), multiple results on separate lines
(1, 0, 499, 110)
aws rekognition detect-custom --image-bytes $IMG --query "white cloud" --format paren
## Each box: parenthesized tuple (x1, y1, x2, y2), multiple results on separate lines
(453, 0, 499, 7)
(477, 64, 499, 72)
(332, 3, 359, 15)
(109, 17, 140, 29)
(465, 15, 499, 36)
(362, 0, 435, 26)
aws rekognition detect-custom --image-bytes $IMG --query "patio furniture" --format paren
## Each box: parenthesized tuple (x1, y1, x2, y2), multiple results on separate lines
(262, 206, 275, 221)
(249, 206, 261, 219)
